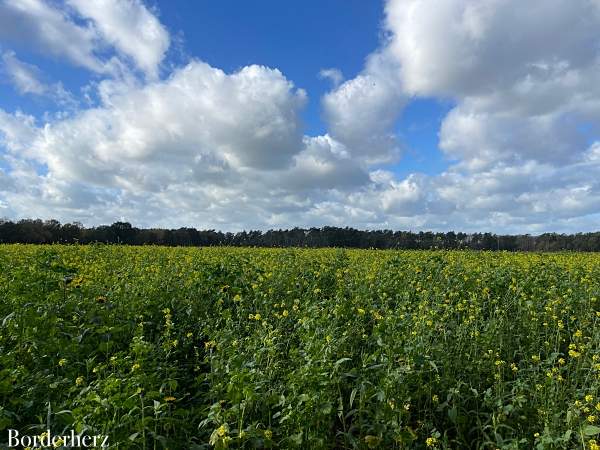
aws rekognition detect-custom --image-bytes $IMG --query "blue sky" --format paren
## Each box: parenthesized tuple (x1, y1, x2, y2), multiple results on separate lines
(0, 0, 599, 232)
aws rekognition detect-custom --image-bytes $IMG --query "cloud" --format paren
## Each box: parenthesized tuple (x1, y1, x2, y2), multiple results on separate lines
(66, 0, 170, 78)
(318, 68, 343, 87)
(0, 0, 107, 73)
(0, 0, 169, 77)
(1, 50, 47, 95)
(1, 0, 600, 233)
(1, 51, 77, 107)
(322, 51, 406, 164)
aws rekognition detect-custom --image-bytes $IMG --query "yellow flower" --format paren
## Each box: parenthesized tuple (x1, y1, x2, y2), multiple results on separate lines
(282, 310, 289, 317)
(164, 396, 176, 402)
(588, 415, 597, 423)
(131, 363, 141, 371)
(254, 313, 261, 321)
(589, 440, 600, 450)
(569, 349, 581, 358)
(558, 358, 566, 365)
(58, 358, 67, 367)
(357, 308, 366, 315)
(432, 394, 439, 403)
(75, 376, 84, 386)
(186, 332, 193, 338)
(217, 424, 228, 437)
(53, 437, 64, 448)
(264, 429, 273, 440)
(531, 355, 541, 363)
(574, 330, 583, 338)
(426, 436, 438, 447)
(586, 395, 594, 403)
(510, 363, 518, 372)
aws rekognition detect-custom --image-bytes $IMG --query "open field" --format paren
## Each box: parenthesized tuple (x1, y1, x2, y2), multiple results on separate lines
(1, 245, 599, 449)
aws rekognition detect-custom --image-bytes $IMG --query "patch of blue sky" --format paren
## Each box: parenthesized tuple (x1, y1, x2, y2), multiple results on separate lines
(391, 97, 456, 178)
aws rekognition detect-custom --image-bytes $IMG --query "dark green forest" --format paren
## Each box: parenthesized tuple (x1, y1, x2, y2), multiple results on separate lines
(1, 218, 600, 251)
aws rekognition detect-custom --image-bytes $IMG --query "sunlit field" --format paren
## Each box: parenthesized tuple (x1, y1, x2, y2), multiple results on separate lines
(1, 245, 599, 449)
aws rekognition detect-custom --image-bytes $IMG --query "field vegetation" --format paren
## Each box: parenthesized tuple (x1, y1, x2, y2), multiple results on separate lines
(0, 245, 599, 449)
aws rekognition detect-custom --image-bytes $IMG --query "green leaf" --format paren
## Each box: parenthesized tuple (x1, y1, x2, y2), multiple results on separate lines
(583, 425, 600, 436)
(448, 406, 458, 423)
(349, 388, 358, 408)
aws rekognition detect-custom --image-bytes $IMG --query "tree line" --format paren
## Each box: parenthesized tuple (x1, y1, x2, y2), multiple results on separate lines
(1, 218, 600, 251)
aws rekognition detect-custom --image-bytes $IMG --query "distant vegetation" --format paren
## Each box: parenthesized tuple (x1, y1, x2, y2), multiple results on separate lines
(2, 218, 600, 251)
(1, 246, 599, 448)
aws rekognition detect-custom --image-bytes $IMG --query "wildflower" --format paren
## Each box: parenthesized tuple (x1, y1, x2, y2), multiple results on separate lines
(264, 429, 272, 440)
(282, 310, 289, 317)
(510, 363, 518, 372)
(569, 349, 581, 358)
(589, 440, 600, 450)
(531, 355, 541, 363)
(575, 330, 583, 338)
(432, 394, 439, 403)
(589, 415, 597, 423)
(58, 358, 67, 367)
(131, 363, 141, 371)
(217, 424, 228, 437)
(186, 332, 193, 338)
(558, 358, 566, 365)
(586, 395, 594, 403)
(96, 296, 106, 303)
(426, 436, 438, 447)
(254, 313, 261, 321)
(164, 396, 176, 402)
(53, 437, 64, 448)
(357, 308, 366, 315)
(75, 376, 84, 386)
(534, 432, 540, 438)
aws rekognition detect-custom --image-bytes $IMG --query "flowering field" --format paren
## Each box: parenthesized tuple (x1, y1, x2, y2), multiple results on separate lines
(0, 245, 599, 449)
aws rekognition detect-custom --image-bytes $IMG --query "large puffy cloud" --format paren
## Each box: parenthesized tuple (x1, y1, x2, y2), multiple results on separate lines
(322, 51, 406, 164)
(21, 62, 308, 185)
(381, 0, 600, 168)
(317, 0, 600, 231)
(0, 61, 375, 228)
